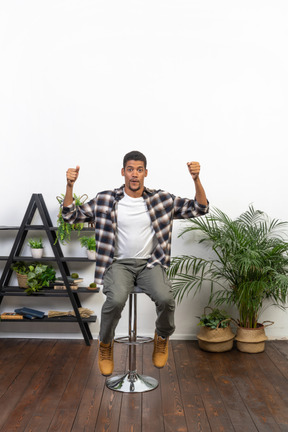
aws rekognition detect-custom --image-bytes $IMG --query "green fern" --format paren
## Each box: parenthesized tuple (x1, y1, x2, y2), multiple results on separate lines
(54, 193, 87, 245)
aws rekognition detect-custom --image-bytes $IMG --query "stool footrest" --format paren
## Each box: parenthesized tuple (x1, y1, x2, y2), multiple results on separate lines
(106, 371, 158, 393)
(115, 335, 153, 344)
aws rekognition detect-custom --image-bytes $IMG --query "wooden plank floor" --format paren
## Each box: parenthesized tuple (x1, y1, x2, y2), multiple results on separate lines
(0, 338, 287, 432)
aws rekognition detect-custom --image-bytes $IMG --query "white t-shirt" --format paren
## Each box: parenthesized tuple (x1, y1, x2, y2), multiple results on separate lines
(115, 192, 157, 259)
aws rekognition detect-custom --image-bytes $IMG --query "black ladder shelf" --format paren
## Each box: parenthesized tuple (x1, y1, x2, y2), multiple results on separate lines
(0, 193, 97, 346)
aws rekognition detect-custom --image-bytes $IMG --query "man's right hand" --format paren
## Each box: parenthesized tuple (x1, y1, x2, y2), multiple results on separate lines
(66, 166, 80, 188)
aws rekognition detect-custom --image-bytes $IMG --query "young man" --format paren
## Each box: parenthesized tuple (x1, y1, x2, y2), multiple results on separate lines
(62, 150, 209, 376)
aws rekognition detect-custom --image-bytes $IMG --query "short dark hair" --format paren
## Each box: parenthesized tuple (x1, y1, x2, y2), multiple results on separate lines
(123, 151, 147, 169)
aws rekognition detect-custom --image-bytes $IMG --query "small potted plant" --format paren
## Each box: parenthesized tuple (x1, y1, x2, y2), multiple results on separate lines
(11, 261, 30, 288)
(79, 236, 96, 260)
(28, 238, 44, 258)
(196, 307, 235, 352)
(11, 261, 56, 294)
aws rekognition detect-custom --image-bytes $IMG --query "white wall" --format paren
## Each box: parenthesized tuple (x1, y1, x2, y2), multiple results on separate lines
(0, 0, 287, 340)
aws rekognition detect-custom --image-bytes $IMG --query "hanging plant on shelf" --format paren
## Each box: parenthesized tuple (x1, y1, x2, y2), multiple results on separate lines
(55, 193, 88, 245)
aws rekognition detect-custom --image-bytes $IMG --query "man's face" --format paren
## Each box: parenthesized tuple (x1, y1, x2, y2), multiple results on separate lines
(121, 160, 147, 197)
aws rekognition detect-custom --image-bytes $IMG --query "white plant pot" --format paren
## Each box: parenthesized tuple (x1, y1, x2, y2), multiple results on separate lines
(31, 248, 44, 258)
(87, 250, 96, 260)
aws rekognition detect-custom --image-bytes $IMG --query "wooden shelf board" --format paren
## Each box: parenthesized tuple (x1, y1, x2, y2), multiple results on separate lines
(0, 315, 97, 323)
(0, 256, 95, 262)
(0, 286, 100, 296)
(0, 226, 94, 231)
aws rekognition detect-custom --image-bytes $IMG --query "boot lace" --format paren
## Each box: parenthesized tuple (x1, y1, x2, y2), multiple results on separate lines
(99, 343, 112, 361)
(156, 336, 167, 354)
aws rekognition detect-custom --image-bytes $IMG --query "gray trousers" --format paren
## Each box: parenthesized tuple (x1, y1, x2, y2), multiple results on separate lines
(99, 259, 176, 343)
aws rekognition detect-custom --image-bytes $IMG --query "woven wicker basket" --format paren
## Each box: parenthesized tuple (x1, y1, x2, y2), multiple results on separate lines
(235, 324, 271, 353)
(197, 325, 235, 352)
(16, 273, 28, 289)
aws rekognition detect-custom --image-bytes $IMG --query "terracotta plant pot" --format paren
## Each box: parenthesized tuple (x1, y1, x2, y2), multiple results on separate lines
(235, 322, 273, 353)
(197, 325, 235, 352)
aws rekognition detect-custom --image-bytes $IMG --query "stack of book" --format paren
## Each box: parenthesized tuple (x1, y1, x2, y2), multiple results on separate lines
(53, 276, 83, 291)
(14, 307, 45, 319)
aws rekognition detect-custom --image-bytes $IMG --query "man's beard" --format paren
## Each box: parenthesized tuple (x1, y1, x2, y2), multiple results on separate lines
(128, 180, 140, 192)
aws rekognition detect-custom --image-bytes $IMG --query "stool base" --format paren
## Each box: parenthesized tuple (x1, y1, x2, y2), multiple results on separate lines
(106, 371, 158, 393)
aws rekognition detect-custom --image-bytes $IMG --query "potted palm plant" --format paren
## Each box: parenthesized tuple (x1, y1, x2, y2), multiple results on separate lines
(168, 206, 288, 353)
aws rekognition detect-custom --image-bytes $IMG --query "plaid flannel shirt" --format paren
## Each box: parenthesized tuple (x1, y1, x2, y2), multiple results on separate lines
(62, 185, 209, 285)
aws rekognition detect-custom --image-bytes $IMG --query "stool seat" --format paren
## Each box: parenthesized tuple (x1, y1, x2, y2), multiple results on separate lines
(132, 285, 144, 294)
(106, 285, 158, 393)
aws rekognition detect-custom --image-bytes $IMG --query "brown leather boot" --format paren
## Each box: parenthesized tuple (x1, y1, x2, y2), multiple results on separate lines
(152, 332, 169, 368)
(98, 340, 114, 376)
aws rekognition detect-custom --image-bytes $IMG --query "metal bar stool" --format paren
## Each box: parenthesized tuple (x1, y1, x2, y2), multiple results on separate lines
(106, 286, 159, 393)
